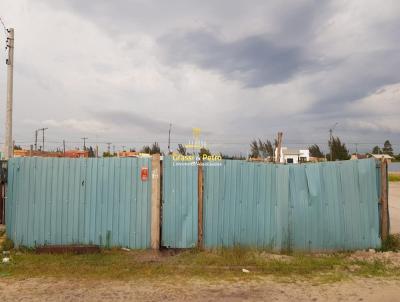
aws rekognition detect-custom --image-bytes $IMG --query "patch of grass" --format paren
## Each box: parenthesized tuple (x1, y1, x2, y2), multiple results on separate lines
(0, 238, 14, 252)
(1, 248, 399, 283)
(389, 173, 400, 182)
(380, 234, 400, 252)
(350, 259, 398, 277)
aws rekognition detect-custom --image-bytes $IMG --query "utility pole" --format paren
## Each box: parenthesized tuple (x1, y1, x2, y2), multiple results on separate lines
(34, 130, 38, 151)
(63, 140, 66, 155)
(36, 127, 48, 151)
(329, 122, 338, 161)
(106, 142, 111, 154)
(168, 123, 172, 154)
(4, 28, 14, 159)
(276, 132, 283, 163)
(81, 137, 88, 150)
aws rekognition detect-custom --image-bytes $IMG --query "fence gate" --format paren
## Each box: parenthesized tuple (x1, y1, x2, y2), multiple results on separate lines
(6, 157, 152, 248)
(161, 156, 198, 248)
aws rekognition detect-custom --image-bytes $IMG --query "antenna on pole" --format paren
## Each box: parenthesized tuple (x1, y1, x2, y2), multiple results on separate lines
(40, 128, 48, 151)
(329, 122, 338, 161)
(34, 129, 38, 151)
(168, 123, 172, 154)
(81, 137, 88, 150)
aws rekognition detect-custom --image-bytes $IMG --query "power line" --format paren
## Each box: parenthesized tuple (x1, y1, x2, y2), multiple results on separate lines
(2, 140, 400, 146)
(0, 16, 7, 34)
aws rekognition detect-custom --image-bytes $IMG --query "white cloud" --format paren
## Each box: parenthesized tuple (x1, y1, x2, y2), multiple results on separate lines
(0, 0, 398, 153)
(42, 119, 109, 134)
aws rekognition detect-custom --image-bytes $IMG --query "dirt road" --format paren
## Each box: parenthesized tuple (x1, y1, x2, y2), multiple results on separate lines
(389, 182, 400, 234)
(0, 277, 400, 302)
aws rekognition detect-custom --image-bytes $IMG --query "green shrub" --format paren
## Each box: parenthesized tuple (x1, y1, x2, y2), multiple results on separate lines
(0, 238, 14, 252)
(381, 234, 400, 251)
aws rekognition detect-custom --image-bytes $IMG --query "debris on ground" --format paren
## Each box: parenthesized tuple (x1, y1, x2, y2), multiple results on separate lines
(2, 257, 10, 263)
(349, 250, 400, 267)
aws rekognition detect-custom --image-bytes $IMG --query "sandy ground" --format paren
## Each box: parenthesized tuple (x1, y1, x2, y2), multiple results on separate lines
(0, 184, 398, 301)
(389, 182, 400, 234)
(0, 277, 400, 302)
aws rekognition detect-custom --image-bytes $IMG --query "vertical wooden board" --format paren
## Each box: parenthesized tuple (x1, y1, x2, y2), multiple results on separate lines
(78, 159, 86, 243)
(44, 158, 53, 244)
(161, 156, 197, 248)
(357, 159, 372, 248)
(275, 165, 290, 251)
(120, 158, 128, 247)
(137, 158, 145, 247)
(380, 159, 389, 240)
(226, 161, 236, 247)
(140, 157, 151, 248)
(197, 162, 203, 248)
(290, 166, 307, 250)
(83, 159, 92, 243)
(27, 158, 36, 246)
(39, 158, 48, 246)
(304, 164, 324, 251)
(5, 160, 14, 236)
(130, 159, 138, 247)
(71, 159, 78, 243)
(100, 158, 108, 246)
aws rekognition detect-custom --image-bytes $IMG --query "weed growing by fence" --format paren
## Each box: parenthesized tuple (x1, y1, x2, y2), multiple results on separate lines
(380, 234, 400, 251)
(1, 248, 399, 283)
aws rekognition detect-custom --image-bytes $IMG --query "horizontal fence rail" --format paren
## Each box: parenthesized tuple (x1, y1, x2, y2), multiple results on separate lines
(6, 157, 152, 248)
(203, 159, 381, 251)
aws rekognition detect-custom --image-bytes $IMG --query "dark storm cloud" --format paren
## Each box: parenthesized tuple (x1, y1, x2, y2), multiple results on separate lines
(10, 0, 400, 151)
(93, 110, 193, 135)
(309, 49, 400, 113)
(159, 30, 309, 88)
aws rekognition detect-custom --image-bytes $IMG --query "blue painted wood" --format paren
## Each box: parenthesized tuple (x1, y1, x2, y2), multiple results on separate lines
(203, 159, 381, 251)
(161, 156, 198, 248)
(6, 157, 381, 251)
(6, 157, 152, 249)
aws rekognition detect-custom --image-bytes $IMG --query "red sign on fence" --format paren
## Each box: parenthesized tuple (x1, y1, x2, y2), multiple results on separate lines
(141, 167, 149, 181)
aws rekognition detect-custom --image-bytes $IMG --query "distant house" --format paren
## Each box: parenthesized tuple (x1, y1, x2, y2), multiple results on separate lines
(275, 147, 310, 164)
(118, 151, 139, 158)
(368, 154, 394, 162)
(350, 153, 368, 160)
(13, 149, 89, 158)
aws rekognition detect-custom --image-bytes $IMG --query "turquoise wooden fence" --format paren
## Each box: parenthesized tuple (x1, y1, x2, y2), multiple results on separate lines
(203, 159, 381, 251)
(6, 157, 382, 251)
(161, 156, 198, 248)
(6, 157, 152, 248)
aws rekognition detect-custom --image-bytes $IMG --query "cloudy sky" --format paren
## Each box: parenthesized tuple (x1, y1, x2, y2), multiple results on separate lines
(0, 0, 399, 154)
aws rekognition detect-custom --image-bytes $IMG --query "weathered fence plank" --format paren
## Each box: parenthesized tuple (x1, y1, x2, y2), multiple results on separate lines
(6, 157, 152, 248)
(203, 159, 381, 251)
